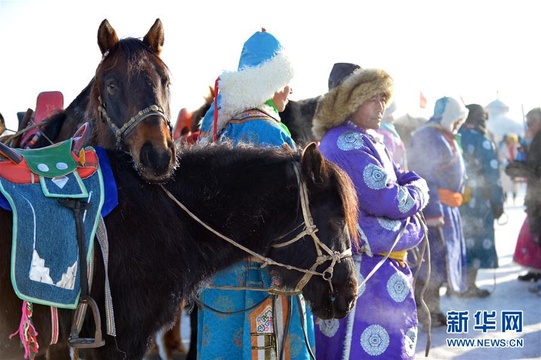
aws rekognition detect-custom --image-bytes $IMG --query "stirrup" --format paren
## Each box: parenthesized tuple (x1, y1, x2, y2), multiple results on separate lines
(68, 296, 106, 349)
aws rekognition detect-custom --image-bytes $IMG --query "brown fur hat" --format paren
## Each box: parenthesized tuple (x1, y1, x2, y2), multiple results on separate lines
(312, 68, 394, 140)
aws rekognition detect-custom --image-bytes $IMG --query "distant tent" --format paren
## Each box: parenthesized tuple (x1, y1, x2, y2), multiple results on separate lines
(484, 98, 524, 142)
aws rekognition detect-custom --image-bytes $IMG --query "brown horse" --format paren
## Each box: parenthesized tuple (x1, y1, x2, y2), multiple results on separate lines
(0, 140, 359, 359)
(27, 19, 176, 184)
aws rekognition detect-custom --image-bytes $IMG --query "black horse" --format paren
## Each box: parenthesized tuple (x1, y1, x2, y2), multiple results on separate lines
(0, 141, 359, 359)
(26, 19, 176, 184)
(280, 96, 320, 146)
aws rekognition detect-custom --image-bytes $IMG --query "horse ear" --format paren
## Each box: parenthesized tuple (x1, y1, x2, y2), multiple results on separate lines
(0, 113, 5, 135)
(301, 142, 327, 185)
(143, 18, 165, 55)
(97, 19, 119, 56)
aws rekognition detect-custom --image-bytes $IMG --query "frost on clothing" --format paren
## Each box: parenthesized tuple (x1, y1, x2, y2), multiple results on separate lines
(458, 126, 504, 269)
(407, 121, 468, 292)
(314, 122, 428, 359)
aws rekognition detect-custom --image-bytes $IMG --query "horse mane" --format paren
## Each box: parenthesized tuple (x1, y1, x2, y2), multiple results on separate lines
(321, 158, 359, 246)
(105, 37, 170, 73)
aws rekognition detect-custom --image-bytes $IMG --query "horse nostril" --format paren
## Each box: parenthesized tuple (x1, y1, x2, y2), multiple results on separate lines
(140, 142, 172, 174)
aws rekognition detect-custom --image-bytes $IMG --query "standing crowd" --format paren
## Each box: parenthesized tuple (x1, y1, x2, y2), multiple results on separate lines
(183, 28, 540, 359)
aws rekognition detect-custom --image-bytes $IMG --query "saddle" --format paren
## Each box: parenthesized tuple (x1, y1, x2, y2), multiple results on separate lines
(0, 123, 107, 349)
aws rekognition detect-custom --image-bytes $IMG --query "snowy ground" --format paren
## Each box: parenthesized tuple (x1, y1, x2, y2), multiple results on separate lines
(161, 187, 541, 360)
(414, 187, 541, 360)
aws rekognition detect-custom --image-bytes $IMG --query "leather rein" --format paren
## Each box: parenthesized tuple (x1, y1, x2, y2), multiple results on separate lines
(159, 162, 353, 295)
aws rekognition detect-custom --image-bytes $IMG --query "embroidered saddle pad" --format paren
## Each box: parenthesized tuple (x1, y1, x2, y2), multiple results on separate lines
(0, 139, 104, 309)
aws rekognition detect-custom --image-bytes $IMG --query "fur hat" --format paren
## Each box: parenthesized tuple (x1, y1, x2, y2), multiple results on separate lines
(328, 63, 361, 90)
(432, 96, 469, 133)
(216, 29, 294, 131)
(465, 104, 487, 123)
(312, 68, 394, 140)
(464, 103, 488, 133)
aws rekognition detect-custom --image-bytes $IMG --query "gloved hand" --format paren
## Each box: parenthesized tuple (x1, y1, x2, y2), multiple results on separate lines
(505, 161, 528, 178)
(492, 204, 504, 220)
(426, 217, 445, 228)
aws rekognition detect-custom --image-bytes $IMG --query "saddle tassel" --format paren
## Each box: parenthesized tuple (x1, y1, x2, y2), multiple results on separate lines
(10, 300, 39, 359)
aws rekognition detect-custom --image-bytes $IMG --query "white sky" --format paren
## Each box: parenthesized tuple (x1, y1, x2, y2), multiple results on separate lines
(1, 0, 539, 132)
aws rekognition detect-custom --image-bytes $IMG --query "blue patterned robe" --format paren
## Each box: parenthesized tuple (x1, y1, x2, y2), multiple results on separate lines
(196, 106, 315, 359)
(408, 121, 468, 292)
(458, 126, 504, 269)
(314, 122, 429, 359)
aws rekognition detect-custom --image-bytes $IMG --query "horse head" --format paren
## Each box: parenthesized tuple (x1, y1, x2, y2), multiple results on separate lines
(89, 19, 176, 183)
(264, 142, 359, 319)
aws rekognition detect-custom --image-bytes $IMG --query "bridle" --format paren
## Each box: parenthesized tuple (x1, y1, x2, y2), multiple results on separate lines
(270, 164, 352, 297)
(158, 162, 353, 296)
(98, 98, 172, 149)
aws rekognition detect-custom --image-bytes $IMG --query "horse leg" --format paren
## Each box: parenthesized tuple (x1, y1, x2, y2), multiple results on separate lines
(147, 301, 187, 359)
(185, 307, 197, 360)
(163, 315, 186, 356)
(161, 302, 187, 357)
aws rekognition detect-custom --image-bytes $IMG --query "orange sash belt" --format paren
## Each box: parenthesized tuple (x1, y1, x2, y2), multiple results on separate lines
(438, 189, 463, 207)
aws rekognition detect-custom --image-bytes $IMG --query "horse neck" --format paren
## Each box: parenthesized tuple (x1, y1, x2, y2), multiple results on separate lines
(171, 149, 300, 286)
(90, 119, 116, 148)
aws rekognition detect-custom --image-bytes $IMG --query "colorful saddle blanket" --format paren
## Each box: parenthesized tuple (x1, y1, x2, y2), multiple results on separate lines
(0, 140, 111, 309)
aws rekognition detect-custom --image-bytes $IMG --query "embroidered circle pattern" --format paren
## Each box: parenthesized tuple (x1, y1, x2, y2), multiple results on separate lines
(213, 295, 235, 320)
(387, 272, 409, 302)
(404, 327, 418, 356)
(397, 187, 415, 213)
(238, 132, 259, 144)
(318, 318, 340, 337)
(377, 217, 401, 231)
(363, 163, 388, 190)
(337, 131, 364, 151)
(360, 324, 390, 356)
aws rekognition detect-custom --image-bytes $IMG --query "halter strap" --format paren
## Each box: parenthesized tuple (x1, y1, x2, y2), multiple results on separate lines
(98, 100, 171, 149)
(272, 164, 352, 293)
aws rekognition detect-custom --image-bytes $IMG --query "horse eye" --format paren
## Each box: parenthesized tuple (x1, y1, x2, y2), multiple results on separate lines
(107, 83, 117, 96)
(330, 217, 346, 231)
(163, 77, 171, 89)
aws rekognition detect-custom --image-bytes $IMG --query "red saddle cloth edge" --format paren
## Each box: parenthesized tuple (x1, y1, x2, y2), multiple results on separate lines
(0, 149, 98, 184)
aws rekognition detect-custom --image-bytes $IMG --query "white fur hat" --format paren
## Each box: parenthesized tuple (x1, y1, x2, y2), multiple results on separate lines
(216, 30, 294, 132)
(432, 96, 469, 133)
